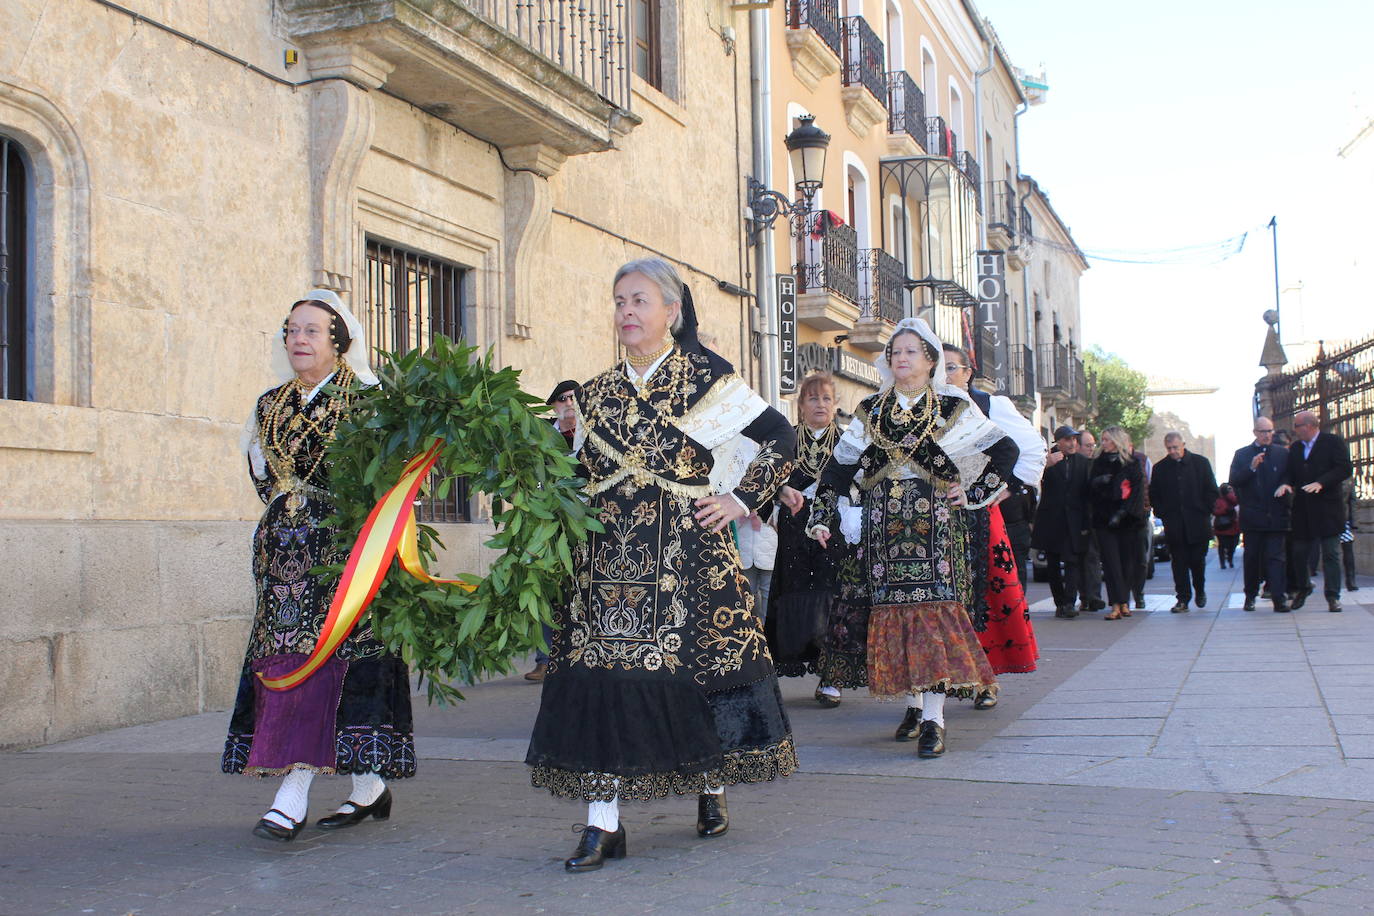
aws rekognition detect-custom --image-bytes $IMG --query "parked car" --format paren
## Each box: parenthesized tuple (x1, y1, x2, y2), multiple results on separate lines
(1032, 514, 1168, 583)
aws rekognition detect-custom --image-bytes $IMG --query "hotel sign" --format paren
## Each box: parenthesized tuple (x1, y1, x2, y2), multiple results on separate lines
(778, 274, 797, 394)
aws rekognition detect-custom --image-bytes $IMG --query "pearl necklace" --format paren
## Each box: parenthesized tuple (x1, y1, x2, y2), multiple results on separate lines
(626, 338, 674, 368)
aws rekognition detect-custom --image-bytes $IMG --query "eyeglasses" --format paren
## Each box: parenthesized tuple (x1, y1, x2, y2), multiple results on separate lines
(945, 364, 970, 372)
(555, 393, 576, 402)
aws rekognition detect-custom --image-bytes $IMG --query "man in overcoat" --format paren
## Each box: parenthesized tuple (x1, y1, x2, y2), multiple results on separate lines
(1032, 426, 1092, 618)
(1149, 432, 1219, 612)
(1277, 410, 1353, 611)
(1228, 416, 1290, 612)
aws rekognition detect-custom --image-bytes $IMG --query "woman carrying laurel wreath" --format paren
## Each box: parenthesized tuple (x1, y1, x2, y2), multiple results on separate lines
(807, 318, 1018, 759)
(765, 372, 853, 706)
(525, 258, 798, 872)
(223, 290, 415, 842)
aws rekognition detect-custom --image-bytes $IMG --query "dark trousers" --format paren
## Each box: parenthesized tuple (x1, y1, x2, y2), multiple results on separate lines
(1078, 531, 1104, 607)
(1006, 519, 1032, 588)
(1097, 526, 1142, 606)
(1292, 535, 1342, 600)
(1166, 531, 1208, 602)
(535, 622, 554, 665)
(1343, 539, 1358, 586)
(1133, 523, 1152, 603)
(1045, 549, 1082, 609)
(1216, 534, 1239, 567)
(1242, 530, 1287, 604)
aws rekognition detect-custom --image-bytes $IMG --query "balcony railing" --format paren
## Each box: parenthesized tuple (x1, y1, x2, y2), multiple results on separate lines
(1007, 344, 1034, 399)
(886, 71, 925, 143)
(841, 16, 886, 105)
(795, 212, 859, 304)
(954, 152, 980, 209)
(925, 115, 952, 157)
(986, 180, 1017, 242)
(1037, 343, 1086, 400)
(859, 248, 906, 323)
(786, 0, 844, 60)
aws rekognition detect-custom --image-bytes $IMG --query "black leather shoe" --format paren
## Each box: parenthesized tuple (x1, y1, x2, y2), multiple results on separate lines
(1273, 600, 1290, 613)
(974, 689, 997, 710)
(895, 707, 922, 741)
(1329, 598, 1343, 613)
(565, 824, 627, 872)
(1291, 589, 1310, 610)
(1170, 601, 1189, 613)
(1348, 581, 1360, 592)
(1134, 597, 1146, 610)
(916, 720, 946, 758)
(814, 688, 841, 709)
(252, 808, 306, 842)
(1195, 591, 1207, 608)
(1243, 598, 1256, 612)
(317, 787, 392, 830)
(696, 792, 729, 837)
(1087, 599, 1107, 612)
(1054, 605, 1079, 619)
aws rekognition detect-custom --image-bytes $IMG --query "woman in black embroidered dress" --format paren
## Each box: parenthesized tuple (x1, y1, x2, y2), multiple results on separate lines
(765, 372, 852, 706)
(525, 258, 798, 872)
(223, 290, 415, 842)
(808, 318, 1018, 759)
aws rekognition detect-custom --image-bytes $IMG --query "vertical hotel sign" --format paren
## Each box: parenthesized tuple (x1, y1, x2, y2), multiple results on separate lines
(778, 274, 797, 394)
(975, 251, 1009, 393)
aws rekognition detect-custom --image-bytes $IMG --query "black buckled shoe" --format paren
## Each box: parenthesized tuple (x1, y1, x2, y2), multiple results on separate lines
(317, 787, 392, 830)
(973, 689, 998, 710)
(565, 824, 627, 872)
(696, 792, 729, 838)
(916, 720, 946, 758)
(252, 808, 306, 842)
(895, 707, 922, 741)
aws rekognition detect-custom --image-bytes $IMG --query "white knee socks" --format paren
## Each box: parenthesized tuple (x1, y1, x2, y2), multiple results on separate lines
(346, 772, 386, 809)
(264, 769, 314, 827)
(587, 798, 620, 831)
(921, 691, 946, 726)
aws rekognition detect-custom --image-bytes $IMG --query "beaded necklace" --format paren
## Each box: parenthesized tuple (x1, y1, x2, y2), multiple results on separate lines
(794, 422, 840, 481)
(262, 361, 355, 515)
(868, 385, 941, 471)
(626, 337, 674, 369)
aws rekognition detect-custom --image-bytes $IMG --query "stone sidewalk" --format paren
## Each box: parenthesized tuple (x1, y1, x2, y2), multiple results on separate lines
(5, 559, 1374, 915)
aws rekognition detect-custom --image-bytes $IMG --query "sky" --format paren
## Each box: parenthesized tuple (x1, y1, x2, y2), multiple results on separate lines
(974, 0, 1374, 463)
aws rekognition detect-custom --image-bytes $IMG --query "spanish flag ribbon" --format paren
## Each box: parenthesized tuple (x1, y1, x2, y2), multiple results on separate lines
(258, 439, 475, 692)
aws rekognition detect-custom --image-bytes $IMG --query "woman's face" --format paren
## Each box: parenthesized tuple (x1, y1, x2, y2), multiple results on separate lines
(802, 385, 836, 428)
(888, 332, 933, 387)
(1101, 438, 1119, 454)
(614, 272, 679, 353)
(284, 303, 337, 381)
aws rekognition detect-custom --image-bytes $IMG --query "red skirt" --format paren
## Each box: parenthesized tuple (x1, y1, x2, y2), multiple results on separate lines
(978, 504, 1039, 675)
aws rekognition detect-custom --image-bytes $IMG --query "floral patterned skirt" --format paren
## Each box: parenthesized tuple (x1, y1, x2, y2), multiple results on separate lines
(867, 602, 997, 699)
(978, 504, 1039, 675)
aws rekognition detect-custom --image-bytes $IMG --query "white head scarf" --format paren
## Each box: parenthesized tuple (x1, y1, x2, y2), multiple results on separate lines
(270, 288, 379, 387)
(874, 316, 967, 403)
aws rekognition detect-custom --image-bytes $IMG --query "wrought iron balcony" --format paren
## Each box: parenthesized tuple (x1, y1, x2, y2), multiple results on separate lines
(878, 156, 978, 311)
(1037, 343, 1087, 401)
(859, 248, 906, 323)
(954, 152, 980, 210)
(1007, 344, 1034, 400)
(925, 116, 952, 158)
(841, 16, 886, 106)
(986, 180, 1017, 244)
(795, 212, 859, 305)
(786, 0, 844, 60)
(886, 71, 925, 145)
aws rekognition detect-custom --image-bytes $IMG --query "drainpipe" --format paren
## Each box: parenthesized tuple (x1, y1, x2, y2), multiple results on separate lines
(972, 34, 993, 250)
(750, 6, 780, 407)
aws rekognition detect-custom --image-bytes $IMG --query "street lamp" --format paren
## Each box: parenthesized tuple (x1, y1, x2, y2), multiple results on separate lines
(746, 115, 831, 243)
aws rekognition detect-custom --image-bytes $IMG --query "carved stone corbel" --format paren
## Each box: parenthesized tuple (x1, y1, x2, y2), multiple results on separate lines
(303, 45, 395, 298)
(502, 144, 566, 339)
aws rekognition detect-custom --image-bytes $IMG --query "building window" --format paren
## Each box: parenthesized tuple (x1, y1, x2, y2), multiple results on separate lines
(2, 134, 29, 401)
(364, 238, 470, 522)
(633, 0, 663, 89)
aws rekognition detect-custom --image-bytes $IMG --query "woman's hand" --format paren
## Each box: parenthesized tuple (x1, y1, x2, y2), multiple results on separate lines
(946, 483, 967, 508)
(778, 485, 805, 516)
(695, 494, 747, 533)
(813, 528, 831, 549)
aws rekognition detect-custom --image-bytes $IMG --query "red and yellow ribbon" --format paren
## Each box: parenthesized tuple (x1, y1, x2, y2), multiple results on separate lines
(258, 440, 475, 692)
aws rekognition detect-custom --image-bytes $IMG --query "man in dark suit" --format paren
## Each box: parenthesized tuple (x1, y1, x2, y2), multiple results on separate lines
(1228, 416, 1290, 612)
(1149, 432, 1219, 612)
(1032, 425, 1092, 618)
(1278, 410, 1353, 611)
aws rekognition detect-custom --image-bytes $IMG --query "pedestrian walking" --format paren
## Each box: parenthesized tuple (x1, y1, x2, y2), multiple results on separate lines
(524, 259, 798, 872)
(767, 372, 851, 707)
(1228, 416, 1291, 612)
(1277, 410, 1353, 612)
(1212, 484, 1240, 568)
(1088, 427, 1147, 620)
(1032, 426, 1093, 618)
(1149, 432, 1219, 612)
(525, 380, 582, 683)
(1129, 445, 1154, 609)
(808, 319, 1017, 758)
(1076, 429, 1107, 613)
(1341, 479, 1360, 592)
(224, 290, 415, 842)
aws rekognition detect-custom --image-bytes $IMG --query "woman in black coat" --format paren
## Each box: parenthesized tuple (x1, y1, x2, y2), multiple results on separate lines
(1088, 427, 1148, 620)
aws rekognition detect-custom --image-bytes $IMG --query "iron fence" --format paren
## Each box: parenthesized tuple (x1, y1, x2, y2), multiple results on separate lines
(925, 115, 952, 157)
(841, 16, 886, 106)
(954, 152, 980, 211)
(859, 248, 905, 323)
(886, 70, 924, 144)
(1007, 344, 1034, 399)
(1264, 333, 1374, 498)
(785, 0, 843, 60)
(794, 211, 859, 304)
(470, 0, 631, 110)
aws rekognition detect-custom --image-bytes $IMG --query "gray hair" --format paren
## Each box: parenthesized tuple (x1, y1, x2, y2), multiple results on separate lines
(613, 258, 685, 333)
(1163, 431, 1183, 445)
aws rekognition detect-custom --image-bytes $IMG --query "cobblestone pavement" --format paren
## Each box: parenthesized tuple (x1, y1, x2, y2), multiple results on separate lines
(6, 560, 1374, 915)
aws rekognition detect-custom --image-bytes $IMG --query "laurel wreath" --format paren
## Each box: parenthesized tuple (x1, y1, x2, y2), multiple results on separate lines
(326, 335, 599, 704)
